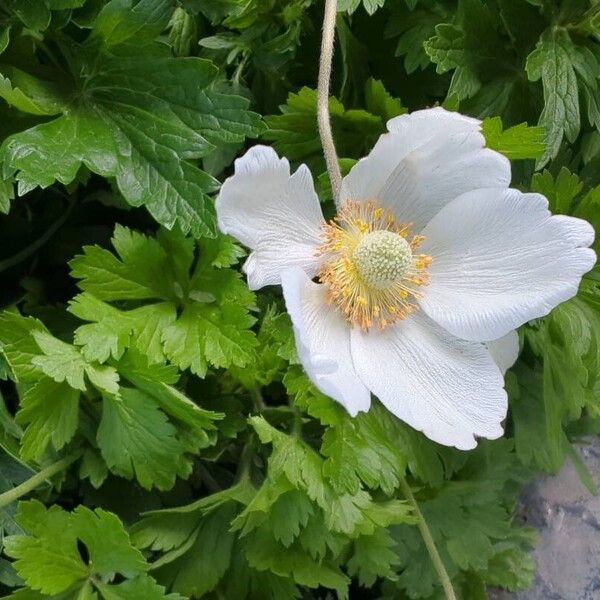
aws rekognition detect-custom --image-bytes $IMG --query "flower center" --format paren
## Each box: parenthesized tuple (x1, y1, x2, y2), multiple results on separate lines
(352, 230, 413, 289)
(317, 200, 431, 331)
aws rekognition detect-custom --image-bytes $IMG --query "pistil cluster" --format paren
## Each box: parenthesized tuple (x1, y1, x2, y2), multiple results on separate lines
(316, 200, 431, 331)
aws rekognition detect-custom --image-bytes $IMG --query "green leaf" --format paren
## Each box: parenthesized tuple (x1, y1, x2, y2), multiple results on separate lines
(1, 101, 218, 237)
(198, 233, 246, 269)
(0, 69, 63, 116)
(79, 449, 109, 489)
(31, 331, 119, 396)
(566, 442, 598, 495)
(0, 313, 48, 383)
(248, 415, 380, 536)
(31, 332, 88, 390)
(0, 556, 22, 589)
(283, 366, 344, 427)
(535, 295, 600, 420)
(46, 0, 87, 8)
(425, 23, 466, 75)
(71, 506, 148, 577)
(520, 292, 600, 472)
(69, 226, 257, 377)
(264, 84, 391, 170)
(97, 388, 193, 490)
(1, 8, 262, 236)
(222, 544, 302, 600)
(0, 175, 14, 214)
(162, 302, 256, 377)
(389, 442, 534, 598)
(347, 528, 399, 587)
(424, 0, 512, 104)
(338, 0, 386, 16)
(16, 378, 79, 461)
(267, 490, 314, 547)
(575, 186, 600, 250)
(168, 7, 198, 57)
(70, 294, 176, 364)
(482, 117, 545, 160)
(132, 483, 254, 597)
(364, 78, 407, 122)
(531, 167, 584, 214)
(242, 528, 350, 599)
(69, 225, 174, 301)
(150, 504, 238, 598)
(0, 452, 30, 547)
(287, 369, 409, 495)
(321, 404, 408, 496)
(483, 546, 535, 592)
(4, 501, 152, 597)
(90, 0, 173, 48)
(423, 0, 526, 115)
(509, 366, 564, 472)
(0, 393, 22, 457)
(4, 504, 88, 595)
(388, 2, 446, 74)
(0, 25, 10, 55)
(95, 575, 186, 600)
(526, 28, 600, 165)
(232, 305, 296, 388)
(2, 0, 51, 32)
(118, 351, 223, 448)
(1, 0, 597, 596)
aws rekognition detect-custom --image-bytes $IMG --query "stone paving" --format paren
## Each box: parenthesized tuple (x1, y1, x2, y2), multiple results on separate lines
(490, 439, 600, 600)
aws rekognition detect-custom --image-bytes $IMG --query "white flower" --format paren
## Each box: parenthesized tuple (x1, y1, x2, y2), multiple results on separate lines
(216, 108, 596, 450)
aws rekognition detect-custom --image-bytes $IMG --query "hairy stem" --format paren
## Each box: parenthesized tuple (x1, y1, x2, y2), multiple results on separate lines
(0, 453, 81, 510)
(317, 0, 342, 201)
(400, 478, 457, 600)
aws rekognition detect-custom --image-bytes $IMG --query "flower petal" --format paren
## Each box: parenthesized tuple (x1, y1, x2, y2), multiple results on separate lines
(281, 267, 371, 416)
(419, 188, 596, 341)
(350, 313, 507, 450)
(339, 107, 510, 231)
(216, 145, 325, 290)
(485, 331, 519, 374)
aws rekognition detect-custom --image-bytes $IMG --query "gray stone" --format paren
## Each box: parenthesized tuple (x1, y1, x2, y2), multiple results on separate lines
(490, 440, 600, 600)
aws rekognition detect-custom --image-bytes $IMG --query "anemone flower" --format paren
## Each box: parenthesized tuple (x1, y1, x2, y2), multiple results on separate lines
(216, 108, 595, 449)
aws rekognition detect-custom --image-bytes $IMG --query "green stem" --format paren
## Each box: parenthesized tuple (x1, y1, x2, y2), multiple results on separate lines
(0, 453, 81, 510)
(197, 463, 222, 494)
(0, 197, 76, 273)
(250, 388, 266, 411)
(291, 408, 303, 437)
(400, 478, 457, 600)
(233, 52, 250, 85)
(36, 41, 65, 72)
(235, 435, 255, 482)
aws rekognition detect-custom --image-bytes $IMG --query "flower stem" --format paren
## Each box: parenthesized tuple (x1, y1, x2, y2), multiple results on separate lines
(0, 452, 81, 510)
(400, 477, 457, 600)
(317, 0, 342, 201)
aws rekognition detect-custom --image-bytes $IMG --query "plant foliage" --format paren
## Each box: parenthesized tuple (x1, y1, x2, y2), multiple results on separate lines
(0, 0, 599, 599)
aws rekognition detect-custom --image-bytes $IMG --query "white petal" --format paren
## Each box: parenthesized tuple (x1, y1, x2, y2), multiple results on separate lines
(281, 267, 371, 416)
(216, 146, 325, 290)
(485, 331, 519, 374)
(419, 188, 596, 341)
(350, 313, 507, 450)
(339, 107, 510, 231)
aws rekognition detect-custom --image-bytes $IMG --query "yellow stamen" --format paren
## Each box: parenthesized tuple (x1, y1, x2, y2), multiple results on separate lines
(316, 200, 432, 331)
